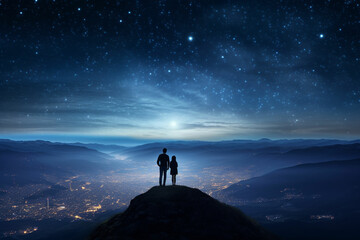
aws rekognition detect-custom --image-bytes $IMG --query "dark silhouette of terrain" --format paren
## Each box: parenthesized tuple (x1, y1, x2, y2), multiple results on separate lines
(90, 186, 277, 240)
(215, 158, 360, 204)
(214, 158, 360, 240)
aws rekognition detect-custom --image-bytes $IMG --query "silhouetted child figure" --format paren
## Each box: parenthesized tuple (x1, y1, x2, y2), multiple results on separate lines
(170, 155, 178, 185)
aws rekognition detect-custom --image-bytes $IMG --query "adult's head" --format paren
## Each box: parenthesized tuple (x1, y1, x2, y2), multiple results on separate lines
(163, 148, 167, 153)
(172, 155, 176, 161)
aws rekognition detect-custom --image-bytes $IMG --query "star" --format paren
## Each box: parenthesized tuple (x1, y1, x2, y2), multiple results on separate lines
(0, 1, 358, 140)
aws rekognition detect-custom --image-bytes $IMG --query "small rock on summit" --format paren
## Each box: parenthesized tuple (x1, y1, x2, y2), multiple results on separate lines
(90, 185, 277, 240)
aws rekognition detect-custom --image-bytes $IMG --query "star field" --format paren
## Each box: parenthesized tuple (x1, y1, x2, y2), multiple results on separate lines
(0, 0, 359, 140)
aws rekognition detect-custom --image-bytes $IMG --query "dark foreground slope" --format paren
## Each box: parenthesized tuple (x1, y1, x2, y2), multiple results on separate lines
(215, 158, 360, 206)
(90, 186, 277, 240)
(214, 159, 360, 240)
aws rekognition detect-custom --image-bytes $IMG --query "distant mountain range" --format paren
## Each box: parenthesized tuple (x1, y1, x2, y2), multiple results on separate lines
(0, 139, 122, 187)
(111, 139, 360, 180)
(1, 138, 360, 188)
(68, 142, 127, 153)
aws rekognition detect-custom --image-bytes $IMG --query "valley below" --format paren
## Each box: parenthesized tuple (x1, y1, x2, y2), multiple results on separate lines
(0, 138, 359, 239)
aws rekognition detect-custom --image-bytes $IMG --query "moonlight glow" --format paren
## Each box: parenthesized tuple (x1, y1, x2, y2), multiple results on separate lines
(170, 121, 177, 128)
(0, 1, 359, 141)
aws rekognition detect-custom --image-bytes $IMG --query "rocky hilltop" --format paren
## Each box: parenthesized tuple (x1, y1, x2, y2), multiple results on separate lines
(90, 185, 277, 240)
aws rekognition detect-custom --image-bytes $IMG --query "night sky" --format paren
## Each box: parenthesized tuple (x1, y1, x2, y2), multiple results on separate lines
(0, 0, 359, 141)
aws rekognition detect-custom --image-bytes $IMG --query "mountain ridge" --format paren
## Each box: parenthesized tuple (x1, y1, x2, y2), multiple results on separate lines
(90, 185, 277, 240)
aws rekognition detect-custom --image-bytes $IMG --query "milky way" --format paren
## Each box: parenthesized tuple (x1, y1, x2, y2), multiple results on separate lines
(0, 0, 359, 141)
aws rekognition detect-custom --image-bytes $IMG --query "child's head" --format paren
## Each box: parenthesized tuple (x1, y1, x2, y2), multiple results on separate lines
(172, 155, 176, 161)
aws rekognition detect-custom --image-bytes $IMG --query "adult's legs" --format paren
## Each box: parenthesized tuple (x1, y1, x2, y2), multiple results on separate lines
(160, 167, 167, 186)
(163, 168, 167, 186)
(159, 168, 163, 186)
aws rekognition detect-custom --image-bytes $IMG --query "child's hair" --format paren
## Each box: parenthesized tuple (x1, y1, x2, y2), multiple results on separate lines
(172, 155, 176, 161)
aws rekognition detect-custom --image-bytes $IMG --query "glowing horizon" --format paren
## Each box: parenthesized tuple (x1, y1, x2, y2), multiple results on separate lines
(1, 1, 359, 141)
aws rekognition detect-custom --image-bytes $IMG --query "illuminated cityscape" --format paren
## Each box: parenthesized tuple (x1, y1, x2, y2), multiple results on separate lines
(0, 168, 242, 238)
(0, 173, 242, 219)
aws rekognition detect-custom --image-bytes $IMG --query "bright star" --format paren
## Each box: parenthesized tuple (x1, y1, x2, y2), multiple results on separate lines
(188, 36, 193, 41)
(319, 34, 324, 38)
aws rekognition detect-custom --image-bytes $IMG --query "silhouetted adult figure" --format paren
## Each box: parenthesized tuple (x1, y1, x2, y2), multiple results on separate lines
(170, 155, 178, 185)
(157, 148, 170, 186)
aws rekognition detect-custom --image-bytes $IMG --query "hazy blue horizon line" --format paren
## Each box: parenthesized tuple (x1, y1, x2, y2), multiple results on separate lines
(0, 133, 359, 147)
